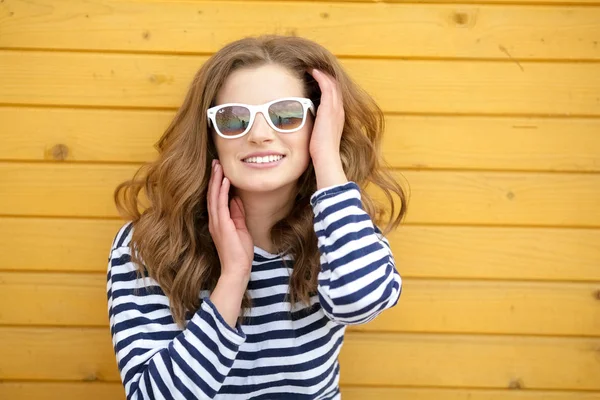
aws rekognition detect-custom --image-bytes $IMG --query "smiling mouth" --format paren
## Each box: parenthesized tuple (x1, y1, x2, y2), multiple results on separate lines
(242, 155, 285, 164)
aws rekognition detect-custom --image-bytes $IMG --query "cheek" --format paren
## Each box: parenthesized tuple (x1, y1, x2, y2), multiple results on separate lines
(213, 138, 236, 168)
(298, 119, 313, 149)
(291, 129, 312, 164)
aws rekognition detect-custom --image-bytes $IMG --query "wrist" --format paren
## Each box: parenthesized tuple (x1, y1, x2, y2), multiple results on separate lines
(313, 156, 348, 190)
(218, 272, 250, 291)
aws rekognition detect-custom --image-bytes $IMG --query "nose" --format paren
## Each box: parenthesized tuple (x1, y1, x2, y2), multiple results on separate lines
(246, 111, 276, 144)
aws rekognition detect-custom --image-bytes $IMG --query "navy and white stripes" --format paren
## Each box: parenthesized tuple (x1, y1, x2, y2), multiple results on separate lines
(107, 181, 402, 399)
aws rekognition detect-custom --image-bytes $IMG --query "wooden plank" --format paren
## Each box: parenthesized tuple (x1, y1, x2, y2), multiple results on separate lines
(3, 107, 600, 173)
(2, 163, 600, 226)
(0, 327, 118, 382)
(219, 0, 600, 5)
(0, 218, 123, 273)
(338, 333, 600, 389)
(0, 163, 139, 218)
(387, 225, 600, 281)
(351, 279, 600, 336)
(1, 328, 598, 390)
(342, 387, 600, 400)
(1, 52, 600, 116)
(2, 218, 598, 282)
(391, 170, 600, 226)
(382, 115, 600, 172)
(2, 1, 600, 60)
(0, 382, 125, 400)
(0, 272, 108, 327)
(1, 272, 598, 336)
(1, 383, 599, 400)
(0, 107, 165, 163)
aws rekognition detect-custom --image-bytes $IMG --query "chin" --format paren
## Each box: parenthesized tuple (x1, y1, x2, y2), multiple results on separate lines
(232, 165, 309, 193)
(233, 177, 295, 193)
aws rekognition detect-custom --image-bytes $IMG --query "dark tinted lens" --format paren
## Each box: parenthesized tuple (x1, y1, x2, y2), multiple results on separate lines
(215, 106, 251, 136)
(268, 100, 305, 131)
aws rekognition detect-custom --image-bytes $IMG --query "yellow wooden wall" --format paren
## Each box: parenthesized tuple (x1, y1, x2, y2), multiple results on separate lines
(1, 0, 599, 399)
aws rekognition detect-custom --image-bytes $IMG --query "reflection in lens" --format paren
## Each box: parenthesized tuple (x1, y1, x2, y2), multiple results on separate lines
(216, 106, 251, 136)
(269, 100, 304, 131)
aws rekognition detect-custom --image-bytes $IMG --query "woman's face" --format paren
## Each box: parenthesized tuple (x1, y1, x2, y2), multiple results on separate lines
(211, 64, 313, 194)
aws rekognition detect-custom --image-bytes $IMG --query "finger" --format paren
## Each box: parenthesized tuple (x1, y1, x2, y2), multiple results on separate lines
(217, 176, 232, 227)
(207, 160, 215, 210)
(209, 162, 223, 228)
(312, 69, 332, 96)
(230, 197, 247, 231)
(311, 69, 332, 113)
(320, 70, 342, 111)
(320, 70, 341, 113)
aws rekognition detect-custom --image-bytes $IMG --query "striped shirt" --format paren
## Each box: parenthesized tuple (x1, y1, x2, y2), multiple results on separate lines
(107, 181, 402, 399)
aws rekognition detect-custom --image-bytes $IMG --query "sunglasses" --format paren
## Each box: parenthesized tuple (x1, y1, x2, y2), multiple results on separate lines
(207, 97, 316, 139)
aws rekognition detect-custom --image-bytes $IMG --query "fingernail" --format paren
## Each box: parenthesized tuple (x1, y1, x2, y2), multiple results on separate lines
(212, 159, 216, 167)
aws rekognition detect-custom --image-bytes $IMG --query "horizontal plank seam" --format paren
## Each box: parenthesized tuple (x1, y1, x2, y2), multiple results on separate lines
(1, 377, 600, 391)
(3, 103, 600, 120)
(192, 0, 600, 7)
(1, 379, 599, 393)
(1, 215, 600, 231)
(3, 47, 600, 63)
(1, 325, 598, 340)
(3, 160, 600, 176)
(1, 324, 598, 339)
(2, 159, 600, 175)
(2, 269, 599, 285)
(340, 383, 600, 393)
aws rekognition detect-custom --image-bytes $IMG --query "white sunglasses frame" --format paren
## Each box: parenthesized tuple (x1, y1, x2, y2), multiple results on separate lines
(207, 97, 316, 139)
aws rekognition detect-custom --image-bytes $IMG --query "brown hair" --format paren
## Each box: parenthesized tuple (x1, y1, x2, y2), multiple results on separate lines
(114, 35, 408, 327)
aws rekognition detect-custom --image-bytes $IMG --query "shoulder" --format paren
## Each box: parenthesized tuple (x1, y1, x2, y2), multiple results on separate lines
(108, 221, 139, 274)
(107, 221, 155, 285)
(110, 221, 135, 252)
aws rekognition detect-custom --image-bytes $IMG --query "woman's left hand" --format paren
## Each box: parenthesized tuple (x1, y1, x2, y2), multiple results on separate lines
(307, 69, 348, 189)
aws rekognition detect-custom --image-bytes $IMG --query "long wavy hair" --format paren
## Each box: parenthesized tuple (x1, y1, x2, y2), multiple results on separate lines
(114, 35, 408, 327)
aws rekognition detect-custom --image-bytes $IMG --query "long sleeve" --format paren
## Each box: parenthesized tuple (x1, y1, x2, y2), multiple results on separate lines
(107, 223, 246, 400)
(311, 182, 402, 325)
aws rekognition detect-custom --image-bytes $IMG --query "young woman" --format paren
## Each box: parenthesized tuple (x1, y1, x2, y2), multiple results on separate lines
(107, 35, 407, 400)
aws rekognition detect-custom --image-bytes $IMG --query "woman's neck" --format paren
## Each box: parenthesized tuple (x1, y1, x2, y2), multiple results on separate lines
(235, 183, 296, 254)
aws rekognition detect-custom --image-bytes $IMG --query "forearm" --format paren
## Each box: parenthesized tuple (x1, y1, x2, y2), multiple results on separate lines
(108, 246, 247, 400)
(311, 182, 403, 324)
(210, 273, 249, 328)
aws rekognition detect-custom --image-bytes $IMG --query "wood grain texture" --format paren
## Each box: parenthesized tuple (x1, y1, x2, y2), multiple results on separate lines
(2, 163, 600, 226)
(2, 0, 599, 59)
(1, 272, 598, 336)
(3, 107, 600, 172)
(388, 170, 600, 226)
(2, 218, 598, 282)
(342, 387, 600, 400)
(1, 327, 598, 390)
(207, 0, 600, 4)
(1, 0, 598, 393)
(0, 218, 124, 273)
(0, 383, 126, 400)
(338, 332, 600, 389)
(2, 51, 600, 115)
(386, 225, 600, 281)
(2, 383, 600, 400)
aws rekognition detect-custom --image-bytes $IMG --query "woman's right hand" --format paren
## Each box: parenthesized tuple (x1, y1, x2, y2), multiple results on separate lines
(207, 159, 254, 282)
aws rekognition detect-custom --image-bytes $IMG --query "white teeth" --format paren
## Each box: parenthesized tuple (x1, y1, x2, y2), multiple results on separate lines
(243, 155, 284, 164)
